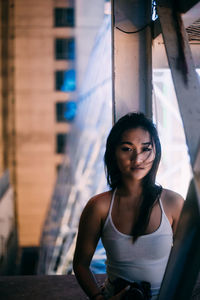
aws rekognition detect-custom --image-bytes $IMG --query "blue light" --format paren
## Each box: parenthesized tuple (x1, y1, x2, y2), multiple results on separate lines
(61, 70, 76, 92)
(64, 101, 77, 121)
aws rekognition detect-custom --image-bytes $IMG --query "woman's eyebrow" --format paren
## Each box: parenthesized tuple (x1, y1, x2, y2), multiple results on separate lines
(142, 142, 152, 145)
(120, 141, 152, 146)
(120, 141, 133, 145)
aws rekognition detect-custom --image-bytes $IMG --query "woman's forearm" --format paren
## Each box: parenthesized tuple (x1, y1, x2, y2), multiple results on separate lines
(73, 263, 104, 299)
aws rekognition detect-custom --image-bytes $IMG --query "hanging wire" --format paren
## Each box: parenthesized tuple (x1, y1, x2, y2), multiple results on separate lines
(115, 0, 158, 34)
(116, 22, 152, 34)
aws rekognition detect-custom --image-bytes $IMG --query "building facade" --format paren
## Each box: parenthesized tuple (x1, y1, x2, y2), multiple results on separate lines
(0, 0, 76, 246)
(0, 0, 105, 249)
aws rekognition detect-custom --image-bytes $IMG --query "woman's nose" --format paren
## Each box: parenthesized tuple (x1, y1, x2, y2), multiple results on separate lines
(131, 151, 143, 163)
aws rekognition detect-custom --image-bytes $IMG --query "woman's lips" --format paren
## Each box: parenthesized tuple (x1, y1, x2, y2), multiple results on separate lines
(131, 166, 144, 170)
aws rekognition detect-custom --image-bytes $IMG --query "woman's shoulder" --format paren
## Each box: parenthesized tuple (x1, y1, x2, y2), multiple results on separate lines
(161, 188, 184, 215)
(84, 190, 113, 217)
(161, 188, 184, 203)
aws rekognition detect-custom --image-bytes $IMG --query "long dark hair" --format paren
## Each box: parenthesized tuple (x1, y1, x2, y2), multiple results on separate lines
(104, 112, 162, 240)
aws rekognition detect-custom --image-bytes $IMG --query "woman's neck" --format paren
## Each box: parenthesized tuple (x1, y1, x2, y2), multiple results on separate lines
(118, 178, 143, 197)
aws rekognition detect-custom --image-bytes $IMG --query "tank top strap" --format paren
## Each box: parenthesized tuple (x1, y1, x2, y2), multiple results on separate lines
(159, 197, 164, 213)
(108, 188, 117, 216)
(159, 197, 172, 232)
(102, 189, 117, 230)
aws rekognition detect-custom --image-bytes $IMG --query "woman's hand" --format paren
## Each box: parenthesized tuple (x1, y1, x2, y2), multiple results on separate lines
(109, 286, 130, 300)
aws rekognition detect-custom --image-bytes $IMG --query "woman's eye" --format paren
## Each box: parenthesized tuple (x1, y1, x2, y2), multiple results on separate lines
(143, 147, 152, 152)
(121, 147, 132, 152)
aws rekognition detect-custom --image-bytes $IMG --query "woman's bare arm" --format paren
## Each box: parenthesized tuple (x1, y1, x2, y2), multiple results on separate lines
(163, 189, 184, 235)
(73, 196, 106, 300)
(171, 192, 184, 235)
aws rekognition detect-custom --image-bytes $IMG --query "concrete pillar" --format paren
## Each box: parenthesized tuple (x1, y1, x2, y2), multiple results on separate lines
(112, 0, 152, 121)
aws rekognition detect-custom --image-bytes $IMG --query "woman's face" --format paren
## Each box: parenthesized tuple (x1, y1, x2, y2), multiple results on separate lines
(115, 127, 156, 181)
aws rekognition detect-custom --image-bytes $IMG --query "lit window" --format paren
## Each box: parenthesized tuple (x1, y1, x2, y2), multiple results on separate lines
(56, 102, 77, 122)
(54, 8, 74, 27)
(55, 70, 76, 91)
(55, 38, 75, 60)
(64, 101, 77, 121)
(56, 134, 67, 154)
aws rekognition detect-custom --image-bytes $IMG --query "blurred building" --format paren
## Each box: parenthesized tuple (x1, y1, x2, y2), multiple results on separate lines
(0, 0, 104, 256)
(0, 0, 75, 248)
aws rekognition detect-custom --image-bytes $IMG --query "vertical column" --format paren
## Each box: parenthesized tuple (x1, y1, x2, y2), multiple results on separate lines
(0, 0, 10, 172)
(111, 0, 152, 122)
(0, 0, 16, 185)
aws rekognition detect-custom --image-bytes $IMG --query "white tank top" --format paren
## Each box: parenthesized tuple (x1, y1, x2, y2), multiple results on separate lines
(101, 189, 173, 296)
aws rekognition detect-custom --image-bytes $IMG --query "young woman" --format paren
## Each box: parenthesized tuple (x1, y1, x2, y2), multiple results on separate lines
(73, 112, 184, 300)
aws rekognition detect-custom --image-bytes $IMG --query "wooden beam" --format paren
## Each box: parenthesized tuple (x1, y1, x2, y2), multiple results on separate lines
(153, 2, 200, 39)
(194, 145, 200, 176)
(158, 179, 200, 300)
(157, 0, 200, 168)
(157, 0, 200, 13)
(176, 0, 200, 13)
(157, 1, 200, 298)
(182, 2, 200, 28)
(152, 19, 161, 40)
(194, 141, 200, 207)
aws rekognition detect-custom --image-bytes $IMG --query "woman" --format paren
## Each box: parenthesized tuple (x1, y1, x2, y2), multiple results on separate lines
(73, 112, 184, 300)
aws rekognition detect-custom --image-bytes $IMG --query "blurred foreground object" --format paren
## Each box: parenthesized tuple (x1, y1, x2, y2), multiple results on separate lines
(0, 170, 18, 275)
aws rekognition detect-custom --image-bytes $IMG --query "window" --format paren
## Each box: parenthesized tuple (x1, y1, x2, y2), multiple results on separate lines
(56, 163, 68, 175)
(64, 101, 77, 121)
(54, 8, 74, 27)
(55, 38, 75, 60)
(55, 71, 64, 91)
(56, 101, 77, 122)
(56, 102, 67, 122)
(56, 134, 67, 154)
(56, 164, 61, 173)
(55, 70, 76, 91)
